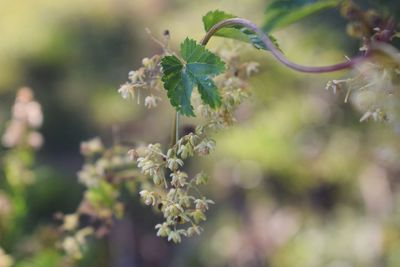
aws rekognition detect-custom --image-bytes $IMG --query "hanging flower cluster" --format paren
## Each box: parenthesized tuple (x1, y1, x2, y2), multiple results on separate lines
(117, 43, 258, 243)
(59, 138, 137, 259)
(133, 134, 216, 243)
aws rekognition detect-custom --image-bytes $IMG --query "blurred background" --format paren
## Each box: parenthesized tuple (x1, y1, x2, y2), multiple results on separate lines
(1, 0, 400, 266)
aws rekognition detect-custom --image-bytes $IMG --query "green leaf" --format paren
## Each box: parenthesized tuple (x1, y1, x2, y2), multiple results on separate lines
(161, 38, 225, 117)
(263, 0, 341, 32)
(203, 10, 279, 50)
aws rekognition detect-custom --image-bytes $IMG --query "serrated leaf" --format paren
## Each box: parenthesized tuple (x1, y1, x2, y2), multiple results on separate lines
(161, 38, 225, 116)
(203, 10, 280, 50)
(263, 0, 341, 32)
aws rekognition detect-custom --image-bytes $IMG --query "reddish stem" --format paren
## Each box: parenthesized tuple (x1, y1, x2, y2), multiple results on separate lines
(201, 18, 369, 73)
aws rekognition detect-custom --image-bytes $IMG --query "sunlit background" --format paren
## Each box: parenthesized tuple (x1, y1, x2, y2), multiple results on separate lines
(1, 0, 400, 267)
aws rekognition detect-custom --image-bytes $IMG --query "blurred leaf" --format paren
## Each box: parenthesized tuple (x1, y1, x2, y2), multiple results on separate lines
(203, 10, 280, 50)
(161, 38, 225, 116)
(86, 181, 117, 208)
(15, 250, 61, 267)
(263, 0, 341, 32)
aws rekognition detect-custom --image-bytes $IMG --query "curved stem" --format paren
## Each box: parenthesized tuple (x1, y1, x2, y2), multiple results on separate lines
(201, 18, 369, 73)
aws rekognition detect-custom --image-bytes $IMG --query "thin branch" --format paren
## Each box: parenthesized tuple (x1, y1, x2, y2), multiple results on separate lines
(170, 111, 178, 146)
(200, 18, 370, 73)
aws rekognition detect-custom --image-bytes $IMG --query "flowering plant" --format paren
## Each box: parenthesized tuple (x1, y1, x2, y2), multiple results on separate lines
(57, 1, 400, 255)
